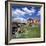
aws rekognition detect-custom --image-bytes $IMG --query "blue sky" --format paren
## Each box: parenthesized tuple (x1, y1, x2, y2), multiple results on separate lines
(11, 4, 41, 20)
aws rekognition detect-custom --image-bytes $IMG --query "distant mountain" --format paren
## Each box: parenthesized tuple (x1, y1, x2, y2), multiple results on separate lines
(27, 17, 33, 20)
(12, 18, 27, 23)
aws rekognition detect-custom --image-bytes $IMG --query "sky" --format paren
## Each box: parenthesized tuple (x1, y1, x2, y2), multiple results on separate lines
(11, 4, 41, 20)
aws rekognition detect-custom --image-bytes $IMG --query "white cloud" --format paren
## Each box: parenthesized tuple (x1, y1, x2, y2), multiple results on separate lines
(12, 9, 26, 17)
(29, 13, 32, 16)
(12, 7, 36, 18)
(22, 7, 36, 16)
(37, 10, 40, 16)
(31, 7, 36, 13)
(22, 7, 32, 14)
